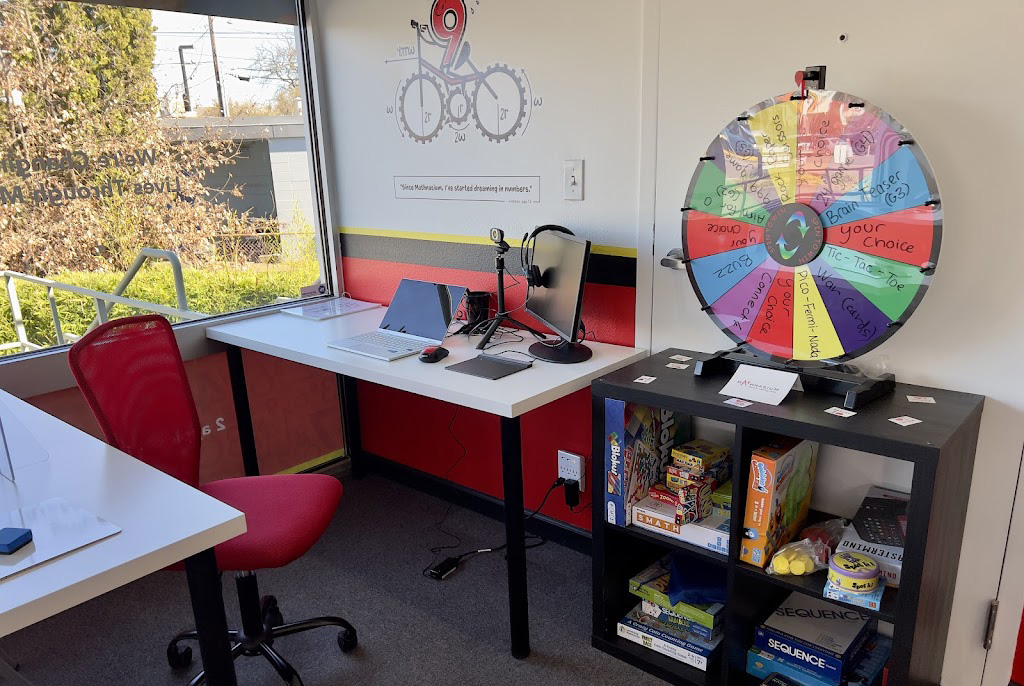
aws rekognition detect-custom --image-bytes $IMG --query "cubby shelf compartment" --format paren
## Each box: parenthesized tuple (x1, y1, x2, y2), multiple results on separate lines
(733, 561, 898, 623)
(591, 349, 984, 686)
(605, 521, 729, 568)
(591, 634, 721, 686)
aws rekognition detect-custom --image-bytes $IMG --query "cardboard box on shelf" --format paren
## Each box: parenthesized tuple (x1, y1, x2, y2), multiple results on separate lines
(604, 399, 690, 526)
(740, 437, 819, 568)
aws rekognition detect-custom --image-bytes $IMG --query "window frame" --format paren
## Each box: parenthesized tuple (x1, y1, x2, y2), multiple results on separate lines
(0, 0, 343, 395)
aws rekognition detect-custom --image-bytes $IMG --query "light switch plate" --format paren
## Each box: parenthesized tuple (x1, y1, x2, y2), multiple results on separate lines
(563, 159, 584, 201)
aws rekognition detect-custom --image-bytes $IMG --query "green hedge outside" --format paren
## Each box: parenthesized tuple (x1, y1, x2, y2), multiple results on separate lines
(1, 260, 319, 354)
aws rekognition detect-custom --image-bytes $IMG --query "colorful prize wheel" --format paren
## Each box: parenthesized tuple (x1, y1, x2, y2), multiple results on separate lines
(682, 88, 941, 365)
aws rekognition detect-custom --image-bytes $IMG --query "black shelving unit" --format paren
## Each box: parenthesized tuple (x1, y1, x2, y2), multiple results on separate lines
(591, 349, 985, 686)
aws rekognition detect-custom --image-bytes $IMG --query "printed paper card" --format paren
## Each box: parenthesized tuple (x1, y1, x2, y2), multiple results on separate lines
(719, 365, 800, 406)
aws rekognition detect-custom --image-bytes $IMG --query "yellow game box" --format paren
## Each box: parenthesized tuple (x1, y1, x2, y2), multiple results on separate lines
(670, 439, 729, 476)
(740, 437, 819, 567)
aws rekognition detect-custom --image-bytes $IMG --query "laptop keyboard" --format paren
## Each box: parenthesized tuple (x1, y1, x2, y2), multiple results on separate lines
(352, 331, 421, 352)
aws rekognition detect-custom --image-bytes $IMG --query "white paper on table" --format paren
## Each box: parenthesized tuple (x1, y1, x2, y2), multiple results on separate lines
(719, 365, 800, 406)
(0, 497, 121, 581)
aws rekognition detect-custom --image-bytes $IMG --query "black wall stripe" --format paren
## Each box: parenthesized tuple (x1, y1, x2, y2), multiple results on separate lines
(340, 234, 637, 288)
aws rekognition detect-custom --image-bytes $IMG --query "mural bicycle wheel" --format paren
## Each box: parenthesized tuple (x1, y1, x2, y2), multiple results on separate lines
(681, 89, 941, 365)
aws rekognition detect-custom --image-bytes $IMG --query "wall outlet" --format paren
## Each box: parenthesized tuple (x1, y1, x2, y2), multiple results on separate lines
(558, 450, 585, 491)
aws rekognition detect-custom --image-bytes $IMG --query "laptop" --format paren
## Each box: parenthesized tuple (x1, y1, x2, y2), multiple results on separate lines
(328, 279, 467, 361)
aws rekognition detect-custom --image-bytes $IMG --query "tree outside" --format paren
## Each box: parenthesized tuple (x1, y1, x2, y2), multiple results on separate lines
(0, 2, 319, 353)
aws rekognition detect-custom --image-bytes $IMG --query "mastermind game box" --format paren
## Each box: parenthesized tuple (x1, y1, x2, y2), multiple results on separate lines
(740, 437, 819, 567)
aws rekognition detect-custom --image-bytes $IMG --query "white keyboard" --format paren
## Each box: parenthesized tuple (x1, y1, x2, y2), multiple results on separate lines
(350, 331, 420, 352)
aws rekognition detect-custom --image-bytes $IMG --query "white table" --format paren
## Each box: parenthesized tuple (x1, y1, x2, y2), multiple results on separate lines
(207, 308, 646, 658)
(0, 390, 246, 686)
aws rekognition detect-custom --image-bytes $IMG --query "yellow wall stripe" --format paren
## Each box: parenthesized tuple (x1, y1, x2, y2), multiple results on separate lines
(338, 226, 637, 259)
(276, 449, 346, 475)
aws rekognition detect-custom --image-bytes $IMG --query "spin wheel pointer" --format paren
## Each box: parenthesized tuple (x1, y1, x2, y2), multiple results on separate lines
(678, 80, 941, 366)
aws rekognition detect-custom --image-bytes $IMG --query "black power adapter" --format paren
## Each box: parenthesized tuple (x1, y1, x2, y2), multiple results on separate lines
(564, 479, 580, 508)
(427, 556, 460, 580)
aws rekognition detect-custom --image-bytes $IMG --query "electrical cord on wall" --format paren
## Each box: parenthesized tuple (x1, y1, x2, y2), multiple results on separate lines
(420, 408, 469, 566)
(423, 477, 565, 580)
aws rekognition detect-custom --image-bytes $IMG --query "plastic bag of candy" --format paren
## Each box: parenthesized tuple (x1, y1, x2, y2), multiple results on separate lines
(799, 518, 847, 552)
(767, 539, 830, 576)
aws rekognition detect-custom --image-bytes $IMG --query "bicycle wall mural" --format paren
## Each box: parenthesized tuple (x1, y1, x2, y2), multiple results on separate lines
(388, 0, 541, 144)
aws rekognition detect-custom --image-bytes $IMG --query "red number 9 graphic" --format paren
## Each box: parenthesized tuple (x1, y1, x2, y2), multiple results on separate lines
(430, 0, 467, 69)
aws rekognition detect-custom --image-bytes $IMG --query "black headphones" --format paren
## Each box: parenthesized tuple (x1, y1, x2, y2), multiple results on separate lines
(522, 224, 574, 288)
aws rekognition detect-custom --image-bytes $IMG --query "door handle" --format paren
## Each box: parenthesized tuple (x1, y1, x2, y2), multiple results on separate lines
(661, 248, 689, 270)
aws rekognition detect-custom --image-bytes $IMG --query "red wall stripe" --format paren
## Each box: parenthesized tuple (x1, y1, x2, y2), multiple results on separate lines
(343, 256, 636, 532)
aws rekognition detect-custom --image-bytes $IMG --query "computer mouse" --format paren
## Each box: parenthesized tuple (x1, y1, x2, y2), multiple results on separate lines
(419, 346, 449, 363)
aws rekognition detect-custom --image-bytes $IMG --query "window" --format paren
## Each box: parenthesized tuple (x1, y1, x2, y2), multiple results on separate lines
(0, 0, 329, 356)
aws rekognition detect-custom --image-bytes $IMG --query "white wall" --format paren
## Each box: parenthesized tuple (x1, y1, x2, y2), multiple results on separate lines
(313, 0, 1024, 682)
(314, 0, 645, 249)
(649, 2, 1024, 683)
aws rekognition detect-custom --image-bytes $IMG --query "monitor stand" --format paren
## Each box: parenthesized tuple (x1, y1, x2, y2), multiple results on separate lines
(529, 340, 593, 364)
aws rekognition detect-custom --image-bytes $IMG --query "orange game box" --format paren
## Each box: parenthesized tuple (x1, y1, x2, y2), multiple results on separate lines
(740, 437, 819, 567)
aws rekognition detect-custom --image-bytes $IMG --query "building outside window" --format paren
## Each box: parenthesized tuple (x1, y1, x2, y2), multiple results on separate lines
(0, 0, 327, 356)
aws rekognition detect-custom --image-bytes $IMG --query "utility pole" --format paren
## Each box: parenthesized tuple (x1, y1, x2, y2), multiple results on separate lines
(207, 16, 227, 117)
(177, 45, 194, 112)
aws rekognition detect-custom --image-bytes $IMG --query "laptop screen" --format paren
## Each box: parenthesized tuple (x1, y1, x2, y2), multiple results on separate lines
(379, 279, 467, 341)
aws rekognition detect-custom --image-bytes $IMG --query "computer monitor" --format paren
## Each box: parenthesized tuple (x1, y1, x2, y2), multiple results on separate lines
(525, 230, 593, 363)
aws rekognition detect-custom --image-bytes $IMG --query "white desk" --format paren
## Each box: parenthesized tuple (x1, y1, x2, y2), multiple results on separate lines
(207, 308, 646, 658)
(0, 390, 246, 686)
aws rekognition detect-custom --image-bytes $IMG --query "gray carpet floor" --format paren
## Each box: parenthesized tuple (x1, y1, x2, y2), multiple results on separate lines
(4, 475, 664, 686)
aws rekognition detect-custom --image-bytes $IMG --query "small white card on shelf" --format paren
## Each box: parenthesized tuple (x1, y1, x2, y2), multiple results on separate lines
(889, 416, 923, 427)
(723, 398, 753, 408)
(825, 407, 857, 418)
(907, 395, 936, 404)
(666, 363, 690, 370)
(719, 365, 799, 406)
(669, 354, 693, 362)
(634, 376, 657, 385)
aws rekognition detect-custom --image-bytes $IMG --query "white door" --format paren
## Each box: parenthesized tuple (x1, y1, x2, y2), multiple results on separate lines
(646, 1, 1024, 683)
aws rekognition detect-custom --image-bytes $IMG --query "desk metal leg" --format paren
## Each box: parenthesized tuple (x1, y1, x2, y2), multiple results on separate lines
(338, 375, 365, 478)
(500, 415, 530, 659)
(185, 548, 237, 686)
(226, 345, 260, 477)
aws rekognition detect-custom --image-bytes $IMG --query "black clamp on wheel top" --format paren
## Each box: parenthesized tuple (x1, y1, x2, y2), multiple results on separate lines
(793, 65, 827, 98)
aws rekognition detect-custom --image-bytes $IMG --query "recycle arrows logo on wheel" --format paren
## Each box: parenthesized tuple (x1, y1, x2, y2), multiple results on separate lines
(777, 211, 809, 260)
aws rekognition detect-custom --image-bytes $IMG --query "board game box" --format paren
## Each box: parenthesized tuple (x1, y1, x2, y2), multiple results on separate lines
(617, 603, 723, 671)
(604, 399, 690, 526)
(712, 480, 732, 518)
(823, 576, 887, 611)
(740, 437, 819, 567)
(754, 594, 873, 683)
(835, 486, 908, 588)
(631, 497, 730, 555)
(747, 633, 892, 686)
(640, 599, 720, 642)
(627, 557, 725, 632)
(648, 482, 713, 525)
(671, 439, 729, 476)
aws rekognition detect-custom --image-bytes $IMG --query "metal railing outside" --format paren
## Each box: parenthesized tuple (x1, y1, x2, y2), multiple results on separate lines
(2, 248, 203, 354)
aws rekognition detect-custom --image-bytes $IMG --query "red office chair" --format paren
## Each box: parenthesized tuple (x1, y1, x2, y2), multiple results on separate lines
(68, 315, 355, 686)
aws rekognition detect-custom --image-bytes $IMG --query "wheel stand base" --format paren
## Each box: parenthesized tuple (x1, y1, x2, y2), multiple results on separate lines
(694, 350, 895, 410)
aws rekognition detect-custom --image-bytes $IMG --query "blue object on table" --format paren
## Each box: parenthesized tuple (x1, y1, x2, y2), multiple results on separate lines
(667, 552, 727, 605)
(0, 527, 32, 554)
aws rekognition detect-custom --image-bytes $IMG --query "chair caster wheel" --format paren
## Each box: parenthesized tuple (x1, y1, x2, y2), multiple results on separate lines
(337, 627, 357, 653)
(261, 595, 284, 628)
(167, 644, 193, 670)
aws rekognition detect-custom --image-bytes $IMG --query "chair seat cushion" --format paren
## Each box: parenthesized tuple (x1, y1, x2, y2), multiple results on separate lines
(200, 474, 342, 571)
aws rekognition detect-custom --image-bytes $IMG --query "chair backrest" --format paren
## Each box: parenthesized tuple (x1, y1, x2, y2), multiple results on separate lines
(68, 315, 201, 486)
